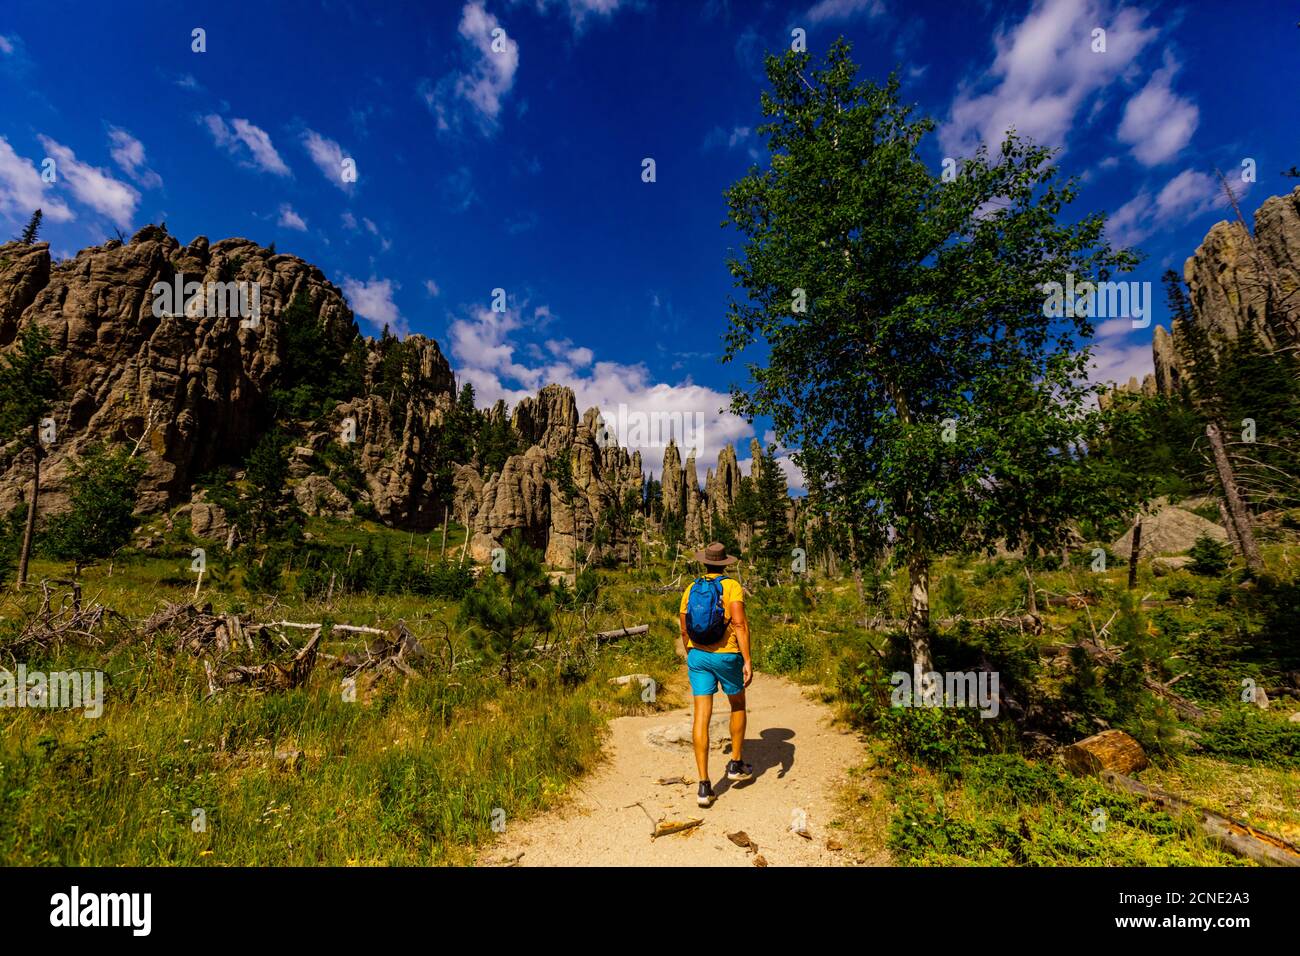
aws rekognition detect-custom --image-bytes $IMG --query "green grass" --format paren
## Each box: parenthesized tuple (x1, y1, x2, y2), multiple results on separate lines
(2, 515, 1297, 866)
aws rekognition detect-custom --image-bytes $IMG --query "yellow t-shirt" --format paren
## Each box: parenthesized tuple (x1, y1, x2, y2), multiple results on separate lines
(679, 574, 745, 654)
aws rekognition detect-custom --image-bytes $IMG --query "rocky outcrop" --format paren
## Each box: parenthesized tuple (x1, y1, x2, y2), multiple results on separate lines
(1151, 186, 1300, 396)
(0, 226, 455, 523)
(461, 386, 647, 566)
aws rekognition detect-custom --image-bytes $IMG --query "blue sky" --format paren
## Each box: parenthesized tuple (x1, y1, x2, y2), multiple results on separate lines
(2, 0, 1297, 490)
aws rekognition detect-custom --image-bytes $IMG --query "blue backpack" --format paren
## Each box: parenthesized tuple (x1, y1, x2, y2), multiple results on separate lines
(685, 576, 730, 645)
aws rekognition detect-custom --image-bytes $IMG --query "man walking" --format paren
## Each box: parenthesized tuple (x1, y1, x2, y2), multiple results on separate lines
(679, 541, 753, 807)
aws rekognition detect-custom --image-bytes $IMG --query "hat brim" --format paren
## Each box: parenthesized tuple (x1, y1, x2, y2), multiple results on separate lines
(693, 549, 738, 566)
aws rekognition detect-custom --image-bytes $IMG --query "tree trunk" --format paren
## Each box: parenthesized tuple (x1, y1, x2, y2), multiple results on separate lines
(1218, 498, 1242, 553)
(907, 554, 932, 673)
(1024, 560, 1038, 616)
(17, 425, 41, 587)
(439, 506, 448, 561)
(1127, 518, 1142, 590)
(1206, 422, 1263, 570)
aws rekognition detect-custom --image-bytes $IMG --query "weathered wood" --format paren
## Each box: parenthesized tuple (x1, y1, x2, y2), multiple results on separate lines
(653, 817, 703, 839)
(1060, 729, 1149, 776)
(592, 624, 649, 642)
(1099, 770, 1300, 867)
(1206, 422, 1263, 570)
(1127, 519, 1142, 590)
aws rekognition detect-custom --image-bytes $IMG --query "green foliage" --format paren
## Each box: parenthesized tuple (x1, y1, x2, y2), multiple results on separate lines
(723, 42, 1141, 655)
(19, 209, 43, 245)
(1060, 593, 1181, 754)
(762, 629, 810, 675)
(887, 753, 1232, 866)
(1198, 706, 1300, 769)
(43, 444, 145, 572)
(0, 324, 59, 446)
(295, 539, 474, 599)
(269, 294, 364, 419)
(458, 532, 554, 684)
(1187, 533, 1230, 576)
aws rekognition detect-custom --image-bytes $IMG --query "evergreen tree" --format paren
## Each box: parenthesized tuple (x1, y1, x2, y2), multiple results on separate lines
(0, 324, 59, 586)
(752, 444, 792, 569)
(19, 209, 43, 245)
(44, 444, 145, 575)
(458, 531, 554, 685)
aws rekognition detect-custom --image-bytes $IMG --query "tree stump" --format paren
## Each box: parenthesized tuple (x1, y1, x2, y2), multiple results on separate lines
(1060, 729, 1148, 776)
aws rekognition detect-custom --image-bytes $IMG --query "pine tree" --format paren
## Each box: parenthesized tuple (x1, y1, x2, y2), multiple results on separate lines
(458, 531, 554, 685)
(752, 445, 792, 570)
(19, 209, 43, 245)
(44, 443, 145, 576)
(0, 324, 59, 586)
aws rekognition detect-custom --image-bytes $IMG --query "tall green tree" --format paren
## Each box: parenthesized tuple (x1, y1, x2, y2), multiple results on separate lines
(722, 42, 1136, 668)
(0, 324, 59, 586)
(751, 444, 792, 570)
(44, 443, 145, 575)
(19, 209, 43, 245)
(458, 531, 554, 685)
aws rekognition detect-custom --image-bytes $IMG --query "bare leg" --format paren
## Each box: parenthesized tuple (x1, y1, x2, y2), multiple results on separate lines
(727, 691, 746, 762)
(692, 694, 713, 781)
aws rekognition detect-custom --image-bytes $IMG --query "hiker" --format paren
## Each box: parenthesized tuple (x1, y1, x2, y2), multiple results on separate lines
(679, 541, 752, 808)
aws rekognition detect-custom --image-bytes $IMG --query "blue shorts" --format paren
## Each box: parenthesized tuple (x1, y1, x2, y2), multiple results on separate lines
(687, 649, 745, 697)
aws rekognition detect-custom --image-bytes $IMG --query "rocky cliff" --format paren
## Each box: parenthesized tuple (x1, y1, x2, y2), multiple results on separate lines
(1152, 185, 1300, 395)
(1, 225, 781, 566)
(0, 225, 455, 527)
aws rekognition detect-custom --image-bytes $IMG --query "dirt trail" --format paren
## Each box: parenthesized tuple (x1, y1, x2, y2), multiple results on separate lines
(479, 669, 880, 866)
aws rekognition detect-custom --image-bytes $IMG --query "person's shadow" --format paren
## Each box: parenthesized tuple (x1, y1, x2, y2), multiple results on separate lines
(716, 728, 795, 794)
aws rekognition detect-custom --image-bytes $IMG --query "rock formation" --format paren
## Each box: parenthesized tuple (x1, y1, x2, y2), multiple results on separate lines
(1151, 185, 1300, 396)
(0, 226, 455, 527)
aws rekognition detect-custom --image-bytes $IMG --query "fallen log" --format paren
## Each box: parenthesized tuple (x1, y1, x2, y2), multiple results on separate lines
(1099, 771, 1300, 867)
(592, 624, 649, 642)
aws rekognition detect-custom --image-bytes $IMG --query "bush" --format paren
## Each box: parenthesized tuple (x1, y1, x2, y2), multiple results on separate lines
(1187, 534, 1230, 576)
(1199, 706, 1300, 769)
(763, 629, 810, 675)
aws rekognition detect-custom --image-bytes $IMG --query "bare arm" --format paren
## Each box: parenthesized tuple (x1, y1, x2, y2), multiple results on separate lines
(679, 612, 691, 655)
(730, 601, 753, 687)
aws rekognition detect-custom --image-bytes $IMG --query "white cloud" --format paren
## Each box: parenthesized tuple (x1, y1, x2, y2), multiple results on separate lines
(738, 448, 806, 494)
(806, 0, 886, 23)
(277, 203, 307, 231)
(939, 0, 1157, 158)
(424, 279, 441, 297)
(422, 2, 520, 135)
(514, 0, 625, 31)
(0, 35, 14, 55)
(37, 136, 139, 230)
(341, 211, 358, 230)
(1107, 168, 1233, 248)
(1089, 316, 1153, 388)
(1117, 53, 1198, 166)
(107, 127, 162, 189)
(301, 129, 354, 191)
(343, 276, 406, 336)
(447, 299, 755, 481)
(0, 136, 74, 225)
(202, 115, 290, 176)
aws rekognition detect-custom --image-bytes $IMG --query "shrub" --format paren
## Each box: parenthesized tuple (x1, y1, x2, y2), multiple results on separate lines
(1187, 534, 1230, 576)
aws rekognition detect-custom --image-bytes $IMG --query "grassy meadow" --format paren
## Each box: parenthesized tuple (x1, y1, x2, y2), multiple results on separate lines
(1, 510, 1298, 866)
